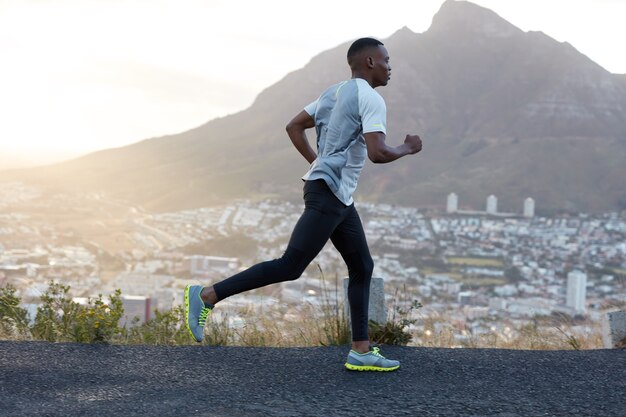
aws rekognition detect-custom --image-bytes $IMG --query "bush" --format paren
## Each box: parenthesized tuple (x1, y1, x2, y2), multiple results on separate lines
(0, 284, 30, 339)
(121, 306, 195, 345)
(369, 299, 422, 346)
(32, 282, 79, 342)
(31, 282, 124, 343)
(74, 290, 124, 343)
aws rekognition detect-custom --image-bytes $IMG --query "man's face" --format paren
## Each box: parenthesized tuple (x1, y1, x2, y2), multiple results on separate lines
(371, 45, 391, 88)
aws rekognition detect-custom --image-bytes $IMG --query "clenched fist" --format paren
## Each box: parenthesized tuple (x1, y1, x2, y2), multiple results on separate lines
(404, 134, 422, 154)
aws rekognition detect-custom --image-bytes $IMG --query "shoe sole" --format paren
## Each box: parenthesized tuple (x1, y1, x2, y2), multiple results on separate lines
(344, 363, 400, 372)
(183, 285, 200, 343)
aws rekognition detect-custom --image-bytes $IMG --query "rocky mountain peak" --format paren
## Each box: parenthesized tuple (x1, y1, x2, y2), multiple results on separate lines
(428, 0, 522, 38)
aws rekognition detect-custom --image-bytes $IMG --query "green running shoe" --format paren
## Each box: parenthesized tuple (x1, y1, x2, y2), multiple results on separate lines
(344, 346, 400, 372)
(184, 285, 213, 342)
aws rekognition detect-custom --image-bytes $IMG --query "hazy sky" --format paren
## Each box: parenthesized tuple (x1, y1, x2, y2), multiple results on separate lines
(1, 0, 625, 167)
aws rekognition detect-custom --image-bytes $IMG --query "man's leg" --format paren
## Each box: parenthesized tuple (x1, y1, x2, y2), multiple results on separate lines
(208, 180, 348, 302)
(329, 205, 373, 351)
(185, 180, 348, 342)
(331, 206, 400, 371)
(207, 210, 337, 302)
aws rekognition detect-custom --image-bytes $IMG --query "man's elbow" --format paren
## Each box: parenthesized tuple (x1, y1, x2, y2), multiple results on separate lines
(368, 149, 389, 164)
(286, 121, 301, 135)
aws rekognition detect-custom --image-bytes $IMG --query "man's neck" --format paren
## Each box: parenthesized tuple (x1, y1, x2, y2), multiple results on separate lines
(351, 72, 375, 88)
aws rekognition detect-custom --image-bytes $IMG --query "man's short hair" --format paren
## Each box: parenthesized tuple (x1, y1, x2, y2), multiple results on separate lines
(347, 37, 384, 67)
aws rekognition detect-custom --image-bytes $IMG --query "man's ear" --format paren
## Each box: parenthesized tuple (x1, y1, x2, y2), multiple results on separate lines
(367, 56, 374, 68)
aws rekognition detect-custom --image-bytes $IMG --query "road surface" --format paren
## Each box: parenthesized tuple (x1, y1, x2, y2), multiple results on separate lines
(1, 341, 624, 416)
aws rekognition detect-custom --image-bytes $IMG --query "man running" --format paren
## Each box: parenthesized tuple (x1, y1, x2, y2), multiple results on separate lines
(184, 37, 422, 371)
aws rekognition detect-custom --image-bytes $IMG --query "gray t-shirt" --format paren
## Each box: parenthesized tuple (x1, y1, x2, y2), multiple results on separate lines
(301, 78, 387, 205)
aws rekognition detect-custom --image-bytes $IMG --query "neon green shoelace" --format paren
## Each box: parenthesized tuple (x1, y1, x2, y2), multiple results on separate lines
(198, 307, 211, 327)
(371, 347, 385, 357)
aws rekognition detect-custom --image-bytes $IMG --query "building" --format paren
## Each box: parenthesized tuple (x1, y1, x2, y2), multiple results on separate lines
(187, 255, 239, 275)
(120, 295, 154, 326)
(446, 193, 458, 213)
(486, 195, 498, 214)
(523, 198, 535, 218)
(458, 291, 475, 306)
(566, 270, 587, 313)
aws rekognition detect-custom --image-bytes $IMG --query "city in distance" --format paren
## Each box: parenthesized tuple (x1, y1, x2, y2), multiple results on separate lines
(0, 182, 624, 348)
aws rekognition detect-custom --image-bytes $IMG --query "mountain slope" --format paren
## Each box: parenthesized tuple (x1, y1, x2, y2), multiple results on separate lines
(3, 0, 626, 213)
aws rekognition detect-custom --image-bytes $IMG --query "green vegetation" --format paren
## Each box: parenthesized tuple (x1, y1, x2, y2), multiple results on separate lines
(0, 284, 30, 338)
(446, 257, 504, 267)
(457, 276, 508, 287)
(610, 267, 626, 276)
(369, 298, 422, 346)
(121, 307, 196, 345)
(0, 281, 606, 350)
(31, 282, 124, 343)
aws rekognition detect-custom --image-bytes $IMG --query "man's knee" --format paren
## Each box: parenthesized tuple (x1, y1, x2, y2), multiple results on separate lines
(280, 246, 310, 281)
(345, 251, 374, 278)
(362, 254, 374, 277)
(282, 259, 307, 281)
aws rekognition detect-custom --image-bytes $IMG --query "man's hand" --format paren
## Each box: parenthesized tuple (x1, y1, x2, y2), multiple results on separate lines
(404, 134, 422, 154)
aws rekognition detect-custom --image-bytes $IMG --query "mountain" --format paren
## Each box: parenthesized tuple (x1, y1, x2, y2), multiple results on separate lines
(3, 0, 626, 214)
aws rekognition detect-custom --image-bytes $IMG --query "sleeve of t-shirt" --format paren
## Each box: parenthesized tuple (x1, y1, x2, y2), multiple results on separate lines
(359, 88, 387, 134)
(304, 99, 318, 117)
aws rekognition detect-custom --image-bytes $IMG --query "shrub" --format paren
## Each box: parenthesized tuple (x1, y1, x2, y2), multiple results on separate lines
(369, 298, 422, 346)
(32, 282, 80, 342)
(121, 306, 194, 345)
(0, 284, 30, 339)
(32, 282, 124, 343)
(74, 290, 124, 343)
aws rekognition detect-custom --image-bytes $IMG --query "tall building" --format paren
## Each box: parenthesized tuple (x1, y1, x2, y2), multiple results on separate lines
(446, 193, 458, 213)
(566, 270, 587, 313)
(486, 195, 498, 214)
(523, 197, 535, 218)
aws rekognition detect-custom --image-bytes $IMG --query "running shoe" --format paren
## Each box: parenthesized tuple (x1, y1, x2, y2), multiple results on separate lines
(344, 346, 400, 372)
(184, 285, 213, 342)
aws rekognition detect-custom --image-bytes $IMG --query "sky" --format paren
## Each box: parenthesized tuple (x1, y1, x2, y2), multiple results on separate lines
(1, 0, 625, 168)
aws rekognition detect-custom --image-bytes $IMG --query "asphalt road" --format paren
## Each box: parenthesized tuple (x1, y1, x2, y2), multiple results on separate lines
(1, 341, 624, 416)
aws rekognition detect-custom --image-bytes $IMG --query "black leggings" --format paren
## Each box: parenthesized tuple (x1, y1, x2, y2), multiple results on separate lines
(213, 179, 374, 341)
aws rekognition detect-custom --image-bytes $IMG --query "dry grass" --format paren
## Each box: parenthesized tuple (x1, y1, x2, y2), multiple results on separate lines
(203, 299, 350, 348)
(198, 300, 608, 350)
(413, 320, 604, 350)
(1, 306, 608, 350)
(0, 282, 612, 350)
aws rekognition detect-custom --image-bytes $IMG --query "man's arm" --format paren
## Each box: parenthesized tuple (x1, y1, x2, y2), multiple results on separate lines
(286, 110, 317, 164)
(364, 132, 422, 164)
